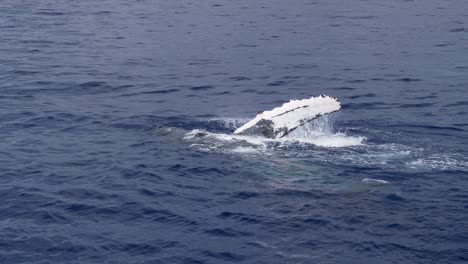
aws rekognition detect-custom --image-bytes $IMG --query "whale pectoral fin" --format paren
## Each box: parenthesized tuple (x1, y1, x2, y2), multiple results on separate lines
(234, 96, 342, 139)
(234, 119, 275, 138)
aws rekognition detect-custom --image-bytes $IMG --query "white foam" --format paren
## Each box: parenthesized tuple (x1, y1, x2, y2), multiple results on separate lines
(184, 130, 362, 154)
(286, 133, 364, 148)
(408, 156, 466, 171)
(362, 178, 389, 185)
(232, 146, 259, 154)
(186, 111, 363, 151)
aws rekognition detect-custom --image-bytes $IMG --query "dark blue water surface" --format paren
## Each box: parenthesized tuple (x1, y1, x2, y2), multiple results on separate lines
(1, 0, 468, 263)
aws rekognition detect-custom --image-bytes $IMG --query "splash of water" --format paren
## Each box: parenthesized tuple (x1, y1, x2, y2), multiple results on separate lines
(184, 115, 364, 152)
(287, 114, 337, 138)
(284, 115, 364, 147)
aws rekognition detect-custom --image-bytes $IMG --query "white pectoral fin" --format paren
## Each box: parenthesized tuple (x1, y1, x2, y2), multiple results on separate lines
(234, 96, 341, 138)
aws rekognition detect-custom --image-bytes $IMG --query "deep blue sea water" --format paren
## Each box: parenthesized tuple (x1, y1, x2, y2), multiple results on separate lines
(1, 0, 467, 263)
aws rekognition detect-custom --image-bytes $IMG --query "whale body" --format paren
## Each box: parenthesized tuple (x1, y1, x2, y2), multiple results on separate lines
(234, 95, 341, 138)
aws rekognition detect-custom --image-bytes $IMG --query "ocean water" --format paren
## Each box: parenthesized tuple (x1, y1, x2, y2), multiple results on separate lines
(1, 0, 467, 263)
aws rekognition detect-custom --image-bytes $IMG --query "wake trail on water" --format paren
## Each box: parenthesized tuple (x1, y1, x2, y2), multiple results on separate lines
(150, 114, 468, 173)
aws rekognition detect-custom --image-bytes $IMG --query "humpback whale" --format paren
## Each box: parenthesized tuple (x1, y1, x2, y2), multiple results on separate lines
(234, 95, 341, 138)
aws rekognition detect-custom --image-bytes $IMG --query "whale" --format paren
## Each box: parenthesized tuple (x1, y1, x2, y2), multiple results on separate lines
(234, 95, 341, 138)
